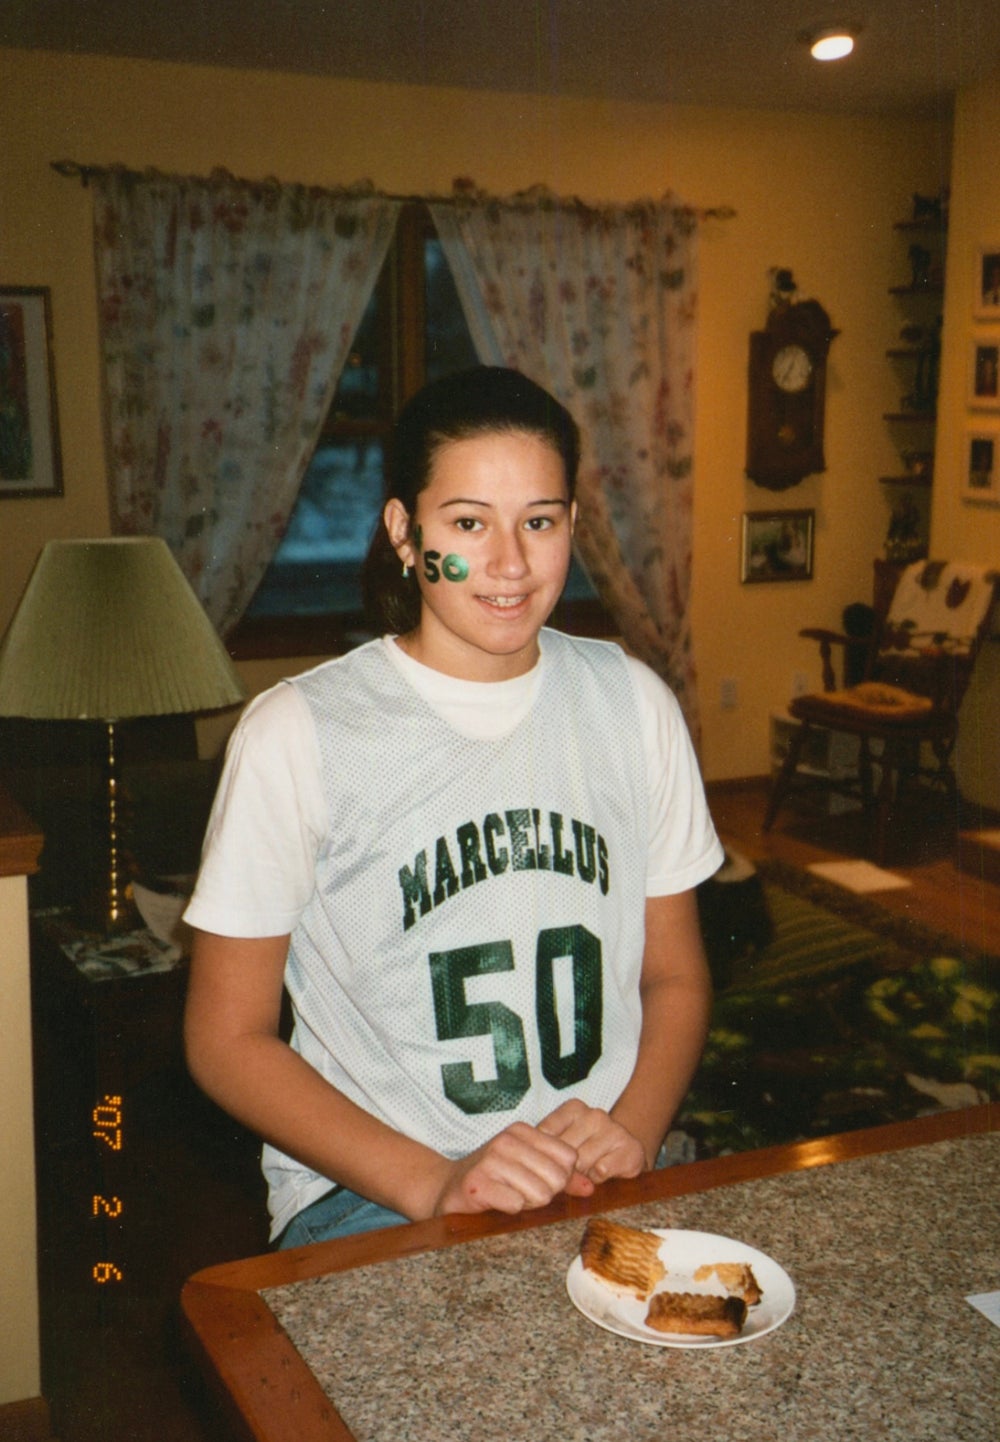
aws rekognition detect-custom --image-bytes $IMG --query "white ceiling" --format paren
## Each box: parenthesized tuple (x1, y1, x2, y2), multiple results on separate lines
(3, 0, 1000, 117)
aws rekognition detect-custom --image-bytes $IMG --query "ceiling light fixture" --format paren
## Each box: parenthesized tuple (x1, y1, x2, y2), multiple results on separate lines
(807, 27, 857, 62)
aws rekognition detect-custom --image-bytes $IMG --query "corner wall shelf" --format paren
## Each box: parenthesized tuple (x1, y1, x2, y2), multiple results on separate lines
(881, 198, 948, 559)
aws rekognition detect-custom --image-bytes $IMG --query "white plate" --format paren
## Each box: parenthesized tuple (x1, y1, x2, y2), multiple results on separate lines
(566, 1227, 795, 1348)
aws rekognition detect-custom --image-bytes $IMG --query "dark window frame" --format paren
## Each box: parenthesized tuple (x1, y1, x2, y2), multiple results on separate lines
(228, 204, 615, 660)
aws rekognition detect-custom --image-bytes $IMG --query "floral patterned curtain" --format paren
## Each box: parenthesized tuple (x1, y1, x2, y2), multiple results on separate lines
(92, 169, 400, 635)
(430, 187, 701, 740)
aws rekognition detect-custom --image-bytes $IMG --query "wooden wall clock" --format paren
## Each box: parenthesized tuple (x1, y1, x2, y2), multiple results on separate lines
(746, 299, 839, 490)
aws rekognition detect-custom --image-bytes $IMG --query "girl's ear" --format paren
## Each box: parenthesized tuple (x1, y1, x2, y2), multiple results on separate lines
(384, 499, 416, 569)
(569, 499, 578, 535)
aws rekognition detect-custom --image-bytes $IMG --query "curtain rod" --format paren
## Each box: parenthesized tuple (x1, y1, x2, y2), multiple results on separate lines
(50, 160, 735, 221)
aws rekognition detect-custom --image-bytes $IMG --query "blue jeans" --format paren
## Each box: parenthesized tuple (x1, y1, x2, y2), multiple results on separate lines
(277, 1186, 410, 1249)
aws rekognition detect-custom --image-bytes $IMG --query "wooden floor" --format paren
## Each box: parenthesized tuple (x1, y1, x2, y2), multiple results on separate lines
(708, 776, 1000, 958)
(34, 778, 1000, 1442)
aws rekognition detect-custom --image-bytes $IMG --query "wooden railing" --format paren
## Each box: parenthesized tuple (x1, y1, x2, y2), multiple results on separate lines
(0, 784, 43, 879)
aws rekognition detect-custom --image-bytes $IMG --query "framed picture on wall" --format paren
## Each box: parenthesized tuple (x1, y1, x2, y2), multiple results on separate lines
(973, 244, 1000, 320)
(963, 428, 1000, 504)
(741, 509, 815, 583)
(968, 339, 1000, 409)
(0, 285, 63, 499)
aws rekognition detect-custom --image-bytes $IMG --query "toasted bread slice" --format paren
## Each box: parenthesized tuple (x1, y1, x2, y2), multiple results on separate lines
(579, 1217, 666, 1299)
(645, 1290, 748, 1339)
(692, 1261, 763, 1306)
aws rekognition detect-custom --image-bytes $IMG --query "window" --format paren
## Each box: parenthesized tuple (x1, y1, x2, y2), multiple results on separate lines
(230, 206, 609, 659)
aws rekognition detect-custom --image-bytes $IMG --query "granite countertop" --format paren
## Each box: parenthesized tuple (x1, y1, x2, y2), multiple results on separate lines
(264, 1133, 999, 1441)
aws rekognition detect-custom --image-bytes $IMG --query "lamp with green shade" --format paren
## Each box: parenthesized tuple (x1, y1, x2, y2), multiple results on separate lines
(0, 537, 246, 934)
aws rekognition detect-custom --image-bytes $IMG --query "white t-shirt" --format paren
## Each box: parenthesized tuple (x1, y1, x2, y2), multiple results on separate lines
(186, 632, 723, 1236)
(188, 636, 720, 937)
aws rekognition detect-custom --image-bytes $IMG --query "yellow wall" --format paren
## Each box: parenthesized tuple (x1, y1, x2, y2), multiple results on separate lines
(0, 874, 40, 1405)
(933, 71, 1000, 811)
(1, 47, 958, 781)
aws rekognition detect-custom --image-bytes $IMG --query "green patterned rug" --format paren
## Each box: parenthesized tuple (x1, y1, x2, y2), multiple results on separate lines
(672, 859, 999, 1161)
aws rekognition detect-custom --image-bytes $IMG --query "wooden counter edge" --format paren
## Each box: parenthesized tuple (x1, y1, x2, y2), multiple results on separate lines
(185, 1100, 997, 1295)
(180, 1103, 995, 1442)
(180, 1281, 354, 1442)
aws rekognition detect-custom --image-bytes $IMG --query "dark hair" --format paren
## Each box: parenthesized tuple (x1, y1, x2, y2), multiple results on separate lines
(362, 366, 580, 635)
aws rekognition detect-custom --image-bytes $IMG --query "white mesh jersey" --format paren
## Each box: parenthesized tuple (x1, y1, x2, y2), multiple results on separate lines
(186, 630, 723, 1237)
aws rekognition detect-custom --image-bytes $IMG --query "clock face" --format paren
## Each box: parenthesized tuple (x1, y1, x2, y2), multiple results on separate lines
(771, 344, 813, 393)
(747, 303, 835, 488)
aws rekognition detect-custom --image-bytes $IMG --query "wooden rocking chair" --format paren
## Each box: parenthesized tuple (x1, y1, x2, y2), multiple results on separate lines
(764, 560, 999, 862)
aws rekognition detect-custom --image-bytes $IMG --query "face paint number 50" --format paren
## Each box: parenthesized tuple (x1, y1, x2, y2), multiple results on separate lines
(422, 550, 470, 583)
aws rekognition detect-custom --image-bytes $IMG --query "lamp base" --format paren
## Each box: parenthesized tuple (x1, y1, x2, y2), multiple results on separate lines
(84, 719, 144, 936)
(81, 878, 144, 937)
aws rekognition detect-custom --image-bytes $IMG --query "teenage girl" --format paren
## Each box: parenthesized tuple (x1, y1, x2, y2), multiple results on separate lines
(183, 366, 723, 1247)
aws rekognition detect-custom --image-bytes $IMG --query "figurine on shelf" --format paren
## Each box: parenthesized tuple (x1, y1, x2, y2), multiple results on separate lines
(911, 192, 946, 226)
(901, 449, 933, 480)
(884, 493, 926, 563)
(767, 266, 797, 310)
(908, 243, 932, 289)
(901, 316, 941, 413)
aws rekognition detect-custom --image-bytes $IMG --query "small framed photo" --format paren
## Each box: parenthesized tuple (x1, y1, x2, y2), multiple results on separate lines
(963, 428, 1000, 504)
(969, 339, 1000, 409)
(974, 245, 1000, 319)
(0, 285, 63, 499)
(741, 509, 815, 583)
